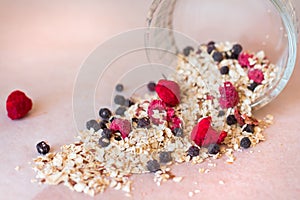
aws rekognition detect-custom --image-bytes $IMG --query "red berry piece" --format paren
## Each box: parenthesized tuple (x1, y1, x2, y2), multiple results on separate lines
(110, 118, 131, 139)
(191, 117, 227, 147)
(168, 115, 181, 131)
(6, 90, 33, 120)
(191, 117, 211, 147)
(147, 99, 167, 125)
(155, 79, 180, 107)
(238, 52, 252, 68)
(217, 131, 227, 144)
(219, 82, 239, 109)
(248, 69, 264, 84)
(234, 109, 245, 126)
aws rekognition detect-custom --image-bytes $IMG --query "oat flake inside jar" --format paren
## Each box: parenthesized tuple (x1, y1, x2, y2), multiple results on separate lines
(146, 0, 298, 110)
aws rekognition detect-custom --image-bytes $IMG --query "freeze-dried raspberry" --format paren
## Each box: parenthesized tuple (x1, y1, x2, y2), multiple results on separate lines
(219, 82, 239, 109)
(6, 90, 33, 120)
(155, 79, 180, 107)
(238, 52, 252, 68)
(169, 116, 181, 131)
(191, 117, 228, 147)
(147, 99, 166, 125)
(217, 131, 227, 144)
(166, 107, 175, 121)
(110, 118, 131, 139)
(248, 69, 264, 84)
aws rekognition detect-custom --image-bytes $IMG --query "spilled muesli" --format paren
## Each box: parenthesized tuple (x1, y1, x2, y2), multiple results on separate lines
(32, 41, 275, 196)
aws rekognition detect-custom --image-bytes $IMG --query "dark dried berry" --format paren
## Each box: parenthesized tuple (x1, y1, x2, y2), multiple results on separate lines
(183, 46, 194, 56)
(172, 127, 184, 137)
(247, 82, 259, 91)
(146, 159, 161, 172)
(124, 99, 134, 107)
(220, 66, 229, 75)
(240, 137, 251, 149)
(115, 83, 124, 92)
(36, 141, 50, 155)
(207, 45, 215, 54)
(137, 117, 151, 128)
(99, 120, 108, 129)
(132, 117, 139, 123)
(196, 49, 202, 54)
(207, 41, 215, 46)
(226, 115, 237, 125)
(243, 124, 255, 133)
(98, 136, 110, 147)
(159, 151, 172, 163)
(114, 95, 126, 105)
(99, 108, 112, 120)
(115, 106, 127, 116)
(207, 143, 220, 154)
(86, 119, 101, 132)
(217, 110, 225, 117)
(231, 44, 243, 58)
(187, 146, 200, 157)
(114, 134, 122, 141)
(101, 128, 112, 139)
(147, 81, 156, 92)
(212, 51, 223, 62)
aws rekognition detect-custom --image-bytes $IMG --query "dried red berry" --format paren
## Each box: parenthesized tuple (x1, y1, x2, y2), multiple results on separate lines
(6, 90, 33, 120)
(168, 116, 181, 131)
(147, 99, 166, 125)
(234, 109, 245, 126)
(219, 82, 239, 109)
(248, 69, 264, 84)
(110, 118, 131, 139)
(238, 52, 252, 68)
(155, 79, 180, 107)
(191, 117, 227, 147)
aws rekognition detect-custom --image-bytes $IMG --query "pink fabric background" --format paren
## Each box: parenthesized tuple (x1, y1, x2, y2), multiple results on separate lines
(0, 1, 299, 199)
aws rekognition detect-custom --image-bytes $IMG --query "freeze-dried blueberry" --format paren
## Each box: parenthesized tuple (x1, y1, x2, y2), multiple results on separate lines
(114, 95, 126, 105)
(220, 66, 229, 75)
(98, 136, 110, 147)
(115, 83, 124, 92)
(217, 110, 225, 117)
(172, 127, 184, 137)
(207, 44, 215, 54)
(124, 99, 134, 107)
(243, 124, 255, 133)
(231, 44, 243, 58)
(207, 41, 215, 46)
(114, 133, 122, 141)
(187, 146, 200, 157)
(212, 51, 223, 62)
(247, 82, 259, 91)
(99, 120, 108, 129)
(183, 46, 194, 56)
(147, 81, 156, 92)
(146, 159, 161, 172)
(86, 119, 101, 132)
(159, 151, 172, 163)
(132, 117, 138, 123)
(240, 137, 251, 149)
(36, 141, 50, 155)
(207, 143, 220, 154)
(99, 108, 112, 120)
(101, 128, 112, 139)
(115, 106, 127, 116)
(226, 115, 237, 125)
(137, 117, 151, 128)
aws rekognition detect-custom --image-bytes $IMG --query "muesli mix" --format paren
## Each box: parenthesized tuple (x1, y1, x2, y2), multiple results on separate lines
(32, 41, 275, 196)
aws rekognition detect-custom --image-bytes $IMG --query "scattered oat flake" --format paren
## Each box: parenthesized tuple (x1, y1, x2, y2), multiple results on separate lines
(219, 180, 225, 185)
(15, 166, 20, 171)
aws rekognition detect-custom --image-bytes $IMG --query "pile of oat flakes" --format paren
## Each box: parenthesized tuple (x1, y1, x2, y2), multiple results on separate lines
(32, 41, 275, 196)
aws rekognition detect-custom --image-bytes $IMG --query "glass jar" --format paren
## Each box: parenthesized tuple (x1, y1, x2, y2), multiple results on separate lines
(146, 0, 298, 110)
